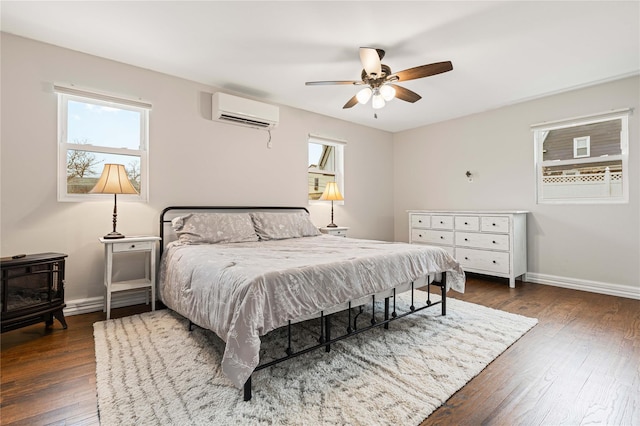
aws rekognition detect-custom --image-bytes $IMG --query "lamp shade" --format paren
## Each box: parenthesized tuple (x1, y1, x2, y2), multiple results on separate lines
(380, 84, 396, 101)
(89, 164, 138, 195)
(319, 182, 343, 201)
(356, 87, 372, 104)
(372, 93, 385, 109)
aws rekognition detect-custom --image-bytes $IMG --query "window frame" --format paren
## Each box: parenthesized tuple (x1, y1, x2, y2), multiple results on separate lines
(307, 134, 345, 205)
(573, 136, 590, 158)
(532, 108, 630, 205)
(56, 85, 151, 202)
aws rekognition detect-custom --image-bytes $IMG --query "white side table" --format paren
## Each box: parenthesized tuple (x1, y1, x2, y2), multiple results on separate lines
(99, 236, 161, 319)
(319, 227, 349, 237)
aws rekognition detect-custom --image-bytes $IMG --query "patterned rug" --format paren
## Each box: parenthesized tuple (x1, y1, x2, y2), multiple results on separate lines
(94, 292, 537, 425)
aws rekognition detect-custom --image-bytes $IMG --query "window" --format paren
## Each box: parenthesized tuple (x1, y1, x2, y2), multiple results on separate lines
(308, 134, 345, 202)
(573, 136, 591, 158)
(533, 109, 630, 204)
(56, 84, 151, 202)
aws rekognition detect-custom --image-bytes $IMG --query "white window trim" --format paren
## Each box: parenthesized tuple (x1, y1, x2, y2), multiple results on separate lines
(56, 85, 151, 202)
(532, 109, 630, 205)
(573, 136, 590, 158)
(308, 133, 346, 206)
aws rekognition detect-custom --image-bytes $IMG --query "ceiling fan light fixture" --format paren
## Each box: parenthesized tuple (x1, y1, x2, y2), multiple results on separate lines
(356, 87, 372, 104)
(305, 47, 453, 112)
(372, 93, 385, 109)
(380, 84, 396, 101)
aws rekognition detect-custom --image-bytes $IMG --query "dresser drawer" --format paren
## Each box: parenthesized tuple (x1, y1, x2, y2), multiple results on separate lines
(411, 214, 430, 228)
(481, 216, 510, 233)
(455, 216, 479, 231)
(431, 215, 454, 230)
(112, 241, 154, 253)
(411, 229, 454, 246)
(455, 232, 509, 251)
(456, 248, 510, 274)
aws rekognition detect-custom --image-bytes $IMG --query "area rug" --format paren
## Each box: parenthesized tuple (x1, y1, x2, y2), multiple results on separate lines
(94, 292, 537, 425)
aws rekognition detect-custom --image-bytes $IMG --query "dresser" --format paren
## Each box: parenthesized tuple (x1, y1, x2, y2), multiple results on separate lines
(408, 211, 527, 288)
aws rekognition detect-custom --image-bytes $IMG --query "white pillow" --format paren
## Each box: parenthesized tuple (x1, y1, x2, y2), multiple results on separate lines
(172, 213, 259, 244)
(250, 211, 320, 240)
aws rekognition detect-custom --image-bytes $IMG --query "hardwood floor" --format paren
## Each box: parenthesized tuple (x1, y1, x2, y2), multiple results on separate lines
(1, 276, 638, 425)
(423, 275, 640, 426)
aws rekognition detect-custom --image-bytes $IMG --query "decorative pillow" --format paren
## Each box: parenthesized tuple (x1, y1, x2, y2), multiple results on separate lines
(250, 211, 321, 240)
(171, 213, 259, 244)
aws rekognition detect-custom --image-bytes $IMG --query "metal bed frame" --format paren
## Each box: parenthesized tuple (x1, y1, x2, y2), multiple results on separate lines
(159, 206, 448, 401)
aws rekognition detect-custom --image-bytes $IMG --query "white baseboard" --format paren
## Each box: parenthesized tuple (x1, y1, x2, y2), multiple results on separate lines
(63, 272, 639, 316)
(525, 272, 640, 300)
(63, 292, 152, 316)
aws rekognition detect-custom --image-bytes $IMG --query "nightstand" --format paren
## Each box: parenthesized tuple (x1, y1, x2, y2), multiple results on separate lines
(319, 227, 349, 237)
(99, 236, 161, 319)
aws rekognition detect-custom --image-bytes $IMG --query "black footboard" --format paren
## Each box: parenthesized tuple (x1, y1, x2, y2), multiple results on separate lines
(242, 272, 447, 401)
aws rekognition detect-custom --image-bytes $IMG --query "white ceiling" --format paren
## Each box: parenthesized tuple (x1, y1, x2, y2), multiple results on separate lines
(2, 1, 639, 132)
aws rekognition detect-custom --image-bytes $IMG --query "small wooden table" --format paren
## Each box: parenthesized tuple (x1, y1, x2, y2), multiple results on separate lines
(99, 236, 160, 319)
(319, 226, 349, 237)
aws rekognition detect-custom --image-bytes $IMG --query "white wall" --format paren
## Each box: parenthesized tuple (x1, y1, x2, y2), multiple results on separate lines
(0, 33, 394, 306)
(3, 33, 636, 309)
(393, 76, 640, 296)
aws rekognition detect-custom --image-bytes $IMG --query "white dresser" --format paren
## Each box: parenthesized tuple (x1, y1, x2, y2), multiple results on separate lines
(408, 210, 527, 288)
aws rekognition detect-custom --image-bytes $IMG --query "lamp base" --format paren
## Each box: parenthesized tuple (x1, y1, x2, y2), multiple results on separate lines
(326, 223, 338, 228)
(103, 231, 125, 239)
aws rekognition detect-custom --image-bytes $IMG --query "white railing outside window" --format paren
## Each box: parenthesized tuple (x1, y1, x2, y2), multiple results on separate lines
(542, 169, 623, 199)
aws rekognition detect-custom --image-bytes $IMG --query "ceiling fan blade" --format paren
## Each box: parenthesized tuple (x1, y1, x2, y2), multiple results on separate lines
(391, 84, 422, 103)
(393, 61, 453, 82)
(306, 80, 361, 86)
(343, 95, 359, 109)
(359, 47, 382, 78)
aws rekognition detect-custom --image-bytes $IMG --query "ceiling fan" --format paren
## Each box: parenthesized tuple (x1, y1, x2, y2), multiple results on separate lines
(305, 47, 453, 110)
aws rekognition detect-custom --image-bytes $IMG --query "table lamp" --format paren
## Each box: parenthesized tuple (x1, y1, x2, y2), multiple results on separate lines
(319, 182, 343, 228)
(90, 164, 139, 239)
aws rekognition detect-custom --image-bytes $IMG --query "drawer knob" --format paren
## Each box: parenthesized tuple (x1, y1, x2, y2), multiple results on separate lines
(492, 260, 497, 264)
(492, 240, 496, 244)
(130, 244, 136, 249)
(419, 234, 422, 237)
(440, 221, 444, 224)
(440, 236, 444, 239)
(492, 223, 496, 226)
(464, 257, 469, 260)
(464, 238, 468, 241)
(418, 220, 422, 223)
(464, 222, 468, 225)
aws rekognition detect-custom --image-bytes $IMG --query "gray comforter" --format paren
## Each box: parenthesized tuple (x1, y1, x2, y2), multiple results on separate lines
(158, 234, 465, 388)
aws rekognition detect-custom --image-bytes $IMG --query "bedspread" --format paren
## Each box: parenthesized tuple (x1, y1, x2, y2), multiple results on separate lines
(158, 235, 464, 388)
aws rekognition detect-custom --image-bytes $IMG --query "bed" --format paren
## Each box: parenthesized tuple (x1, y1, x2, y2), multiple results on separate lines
(158, 206, 465, 400)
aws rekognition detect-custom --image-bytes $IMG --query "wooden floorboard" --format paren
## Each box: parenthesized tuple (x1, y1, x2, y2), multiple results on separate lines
(1, 276, 638, 425)
(422, 275, 640, 426)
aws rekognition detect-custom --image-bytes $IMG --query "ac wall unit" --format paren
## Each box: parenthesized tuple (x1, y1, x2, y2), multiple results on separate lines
(212, 92, 279, 129)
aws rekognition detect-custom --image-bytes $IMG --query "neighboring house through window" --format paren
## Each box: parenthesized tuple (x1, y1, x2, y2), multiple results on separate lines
(55, 84, 151, 202)
(573, 136, 590, 158)
(533, 108, 630, 204)
(308, 134, 345, 202)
